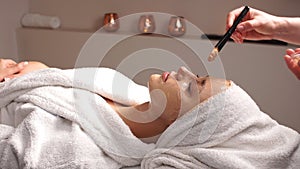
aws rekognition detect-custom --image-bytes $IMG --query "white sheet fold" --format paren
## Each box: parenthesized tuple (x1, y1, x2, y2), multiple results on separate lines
(0, 67, 153, 169)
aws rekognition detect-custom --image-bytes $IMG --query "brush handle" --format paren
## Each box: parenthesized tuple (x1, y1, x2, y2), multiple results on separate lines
(215, 6, 249, 51)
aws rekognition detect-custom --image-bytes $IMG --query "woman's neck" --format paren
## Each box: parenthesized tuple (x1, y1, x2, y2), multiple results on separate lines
(105, 98, 169, 138)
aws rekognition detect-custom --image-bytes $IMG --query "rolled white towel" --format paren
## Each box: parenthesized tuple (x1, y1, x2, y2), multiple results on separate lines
(21, 13, 61, 29)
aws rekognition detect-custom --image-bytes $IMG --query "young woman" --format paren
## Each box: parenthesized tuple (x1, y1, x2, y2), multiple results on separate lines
(0, 59, 231, 138)
(1, 59, 298, 168)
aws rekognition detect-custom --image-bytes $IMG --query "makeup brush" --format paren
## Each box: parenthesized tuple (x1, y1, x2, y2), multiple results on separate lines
(208, 6, 249, 62)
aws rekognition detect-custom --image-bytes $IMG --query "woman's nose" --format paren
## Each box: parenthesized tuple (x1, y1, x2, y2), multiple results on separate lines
(178, 67, 196, 79)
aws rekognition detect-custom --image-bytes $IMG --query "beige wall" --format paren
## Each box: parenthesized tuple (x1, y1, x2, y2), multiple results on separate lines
(0, 0, 28, 61)
(28, 0, 300, 33)
(13, 0, 300, 132)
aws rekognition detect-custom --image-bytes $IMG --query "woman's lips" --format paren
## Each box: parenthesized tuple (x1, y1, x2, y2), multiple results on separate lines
(162, 72, 170, 82)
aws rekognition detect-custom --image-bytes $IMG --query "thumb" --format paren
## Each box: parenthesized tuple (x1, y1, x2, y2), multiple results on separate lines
(236, 20, 259, 33)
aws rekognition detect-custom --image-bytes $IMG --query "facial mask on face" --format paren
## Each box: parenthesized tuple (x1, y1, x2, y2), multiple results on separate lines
(180, 81, 189, 91)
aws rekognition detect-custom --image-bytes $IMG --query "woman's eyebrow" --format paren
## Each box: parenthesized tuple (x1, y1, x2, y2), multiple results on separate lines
(196, 74, 209, 78)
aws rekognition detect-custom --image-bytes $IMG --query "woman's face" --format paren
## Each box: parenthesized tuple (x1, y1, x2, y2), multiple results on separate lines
(148, 67, 231, 117)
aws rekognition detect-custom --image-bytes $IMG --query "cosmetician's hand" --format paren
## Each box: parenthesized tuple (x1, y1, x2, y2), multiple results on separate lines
(226, 6, 280, 43)
(0, 59, 28, 82)
(284, 48, 300, 80)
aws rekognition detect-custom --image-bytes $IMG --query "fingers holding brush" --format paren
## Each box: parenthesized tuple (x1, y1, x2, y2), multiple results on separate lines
(226, 6, 251, 31)
(227, 6, 279, 43)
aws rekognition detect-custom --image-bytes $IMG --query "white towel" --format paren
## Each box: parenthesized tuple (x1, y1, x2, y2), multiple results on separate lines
(142, 83, 300, 169)
(1, 67, 299, 169)
(0, 67, 154, 168)
(21, 13, 61, 29)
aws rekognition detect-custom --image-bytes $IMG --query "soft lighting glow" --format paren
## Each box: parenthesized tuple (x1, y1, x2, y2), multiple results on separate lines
(103, 13, 119, 32)
(168, 16, 186, 37)
(138, 15, 155, 34)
